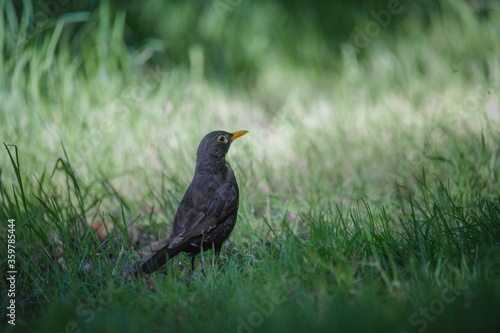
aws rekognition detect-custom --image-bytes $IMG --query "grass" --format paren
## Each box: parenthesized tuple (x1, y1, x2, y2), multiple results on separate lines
(1, 0, 500, 332)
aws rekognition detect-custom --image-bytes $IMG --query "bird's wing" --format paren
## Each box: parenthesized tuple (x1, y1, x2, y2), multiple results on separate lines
(168, 183, 238, 249)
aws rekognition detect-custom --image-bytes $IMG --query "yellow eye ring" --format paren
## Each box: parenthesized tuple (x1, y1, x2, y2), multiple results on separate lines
(217, 135, 226, 143)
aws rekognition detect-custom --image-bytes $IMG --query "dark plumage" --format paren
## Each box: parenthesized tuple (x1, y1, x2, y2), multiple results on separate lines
(141, 130, 248, 274)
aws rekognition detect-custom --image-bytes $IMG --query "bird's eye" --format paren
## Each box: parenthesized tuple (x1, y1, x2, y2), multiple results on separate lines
(217, 135, 226, 143)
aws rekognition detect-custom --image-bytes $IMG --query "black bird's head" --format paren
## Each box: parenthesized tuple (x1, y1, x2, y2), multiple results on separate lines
(196, 130, 248, 161)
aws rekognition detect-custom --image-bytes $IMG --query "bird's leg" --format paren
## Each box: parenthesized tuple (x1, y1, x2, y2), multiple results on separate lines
(189, 254, 196, 273)
(214, 245, 221, 265)
(200, 242, 206, 274)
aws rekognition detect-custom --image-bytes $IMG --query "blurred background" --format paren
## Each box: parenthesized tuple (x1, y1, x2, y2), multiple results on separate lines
(1, 0, 499, 206)
(3, 0, 457, 82)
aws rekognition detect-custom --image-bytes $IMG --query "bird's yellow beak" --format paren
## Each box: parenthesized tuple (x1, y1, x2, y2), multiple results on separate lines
(231, 130, 248, 141)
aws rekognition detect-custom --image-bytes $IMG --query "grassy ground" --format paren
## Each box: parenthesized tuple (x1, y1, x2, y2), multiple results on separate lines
(1, 1, 500, 332)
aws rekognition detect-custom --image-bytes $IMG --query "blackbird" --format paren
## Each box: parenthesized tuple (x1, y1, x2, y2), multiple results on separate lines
(141, 130, 248, 274)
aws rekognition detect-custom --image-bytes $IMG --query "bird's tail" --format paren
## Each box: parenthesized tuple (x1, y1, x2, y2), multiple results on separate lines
(141, 243, 182, 274)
